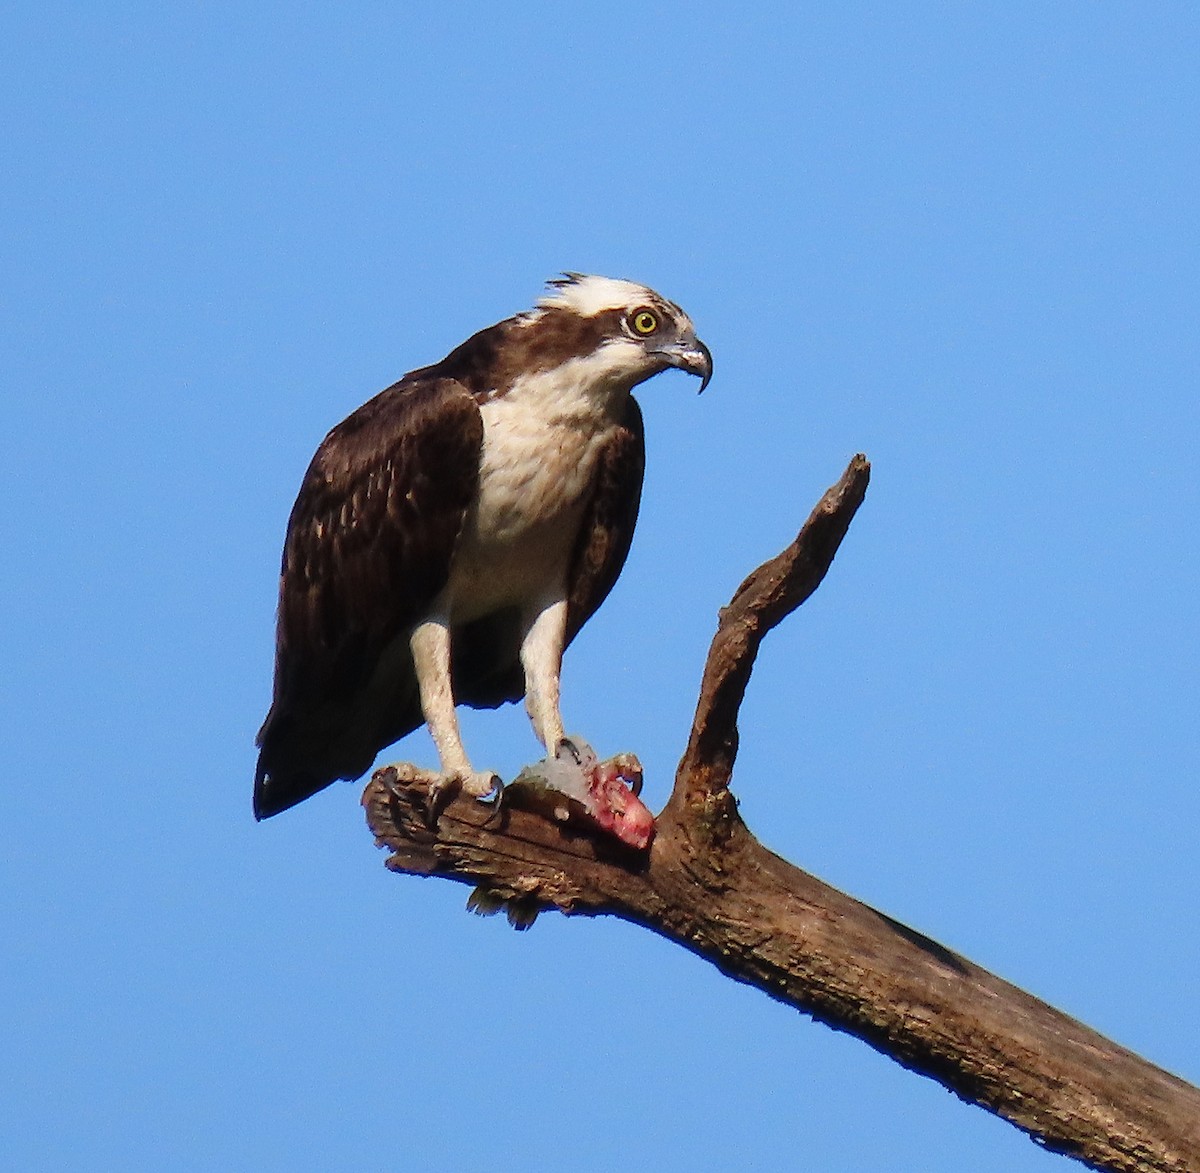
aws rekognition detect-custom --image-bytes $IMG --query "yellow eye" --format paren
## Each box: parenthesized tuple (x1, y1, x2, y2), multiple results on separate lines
(630, 308, 659, 336)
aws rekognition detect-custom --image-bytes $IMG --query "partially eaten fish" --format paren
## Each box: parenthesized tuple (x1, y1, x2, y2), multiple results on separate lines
(503, 739, 655, 850)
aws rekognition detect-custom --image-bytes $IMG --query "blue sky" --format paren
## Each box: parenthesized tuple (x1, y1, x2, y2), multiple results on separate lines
(3, 3, 1197, 1169)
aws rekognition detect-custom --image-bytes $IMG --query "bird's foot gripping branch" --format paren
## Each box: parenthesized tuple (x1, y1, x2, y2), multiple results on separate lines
(381, 740, 655, 856)
(364, 453, 1200, 1173)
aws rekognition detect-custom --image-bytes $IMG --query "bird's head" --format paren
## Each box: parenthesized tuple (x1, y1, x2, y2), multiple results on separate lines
(531, 273, 713, 394)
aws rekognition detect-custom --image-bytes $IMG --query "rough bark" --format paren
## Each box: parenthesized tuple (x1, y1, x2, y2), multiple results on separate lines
(363, 454, 1200, 1173)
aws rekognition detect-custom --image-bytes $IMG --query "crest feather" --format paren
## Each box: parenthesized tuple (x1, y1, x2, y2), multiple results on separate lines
(538, 273, 656, 318)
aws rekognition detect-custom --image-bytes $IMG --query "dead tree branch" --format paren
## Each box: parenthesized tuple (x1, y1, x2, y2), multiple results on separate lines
(363, 454, 1200, 1173)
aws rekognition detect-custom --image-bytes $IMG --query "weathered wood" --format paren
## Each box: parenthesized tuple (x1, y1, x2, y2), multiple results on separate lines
(364, 454, 1200, 1173)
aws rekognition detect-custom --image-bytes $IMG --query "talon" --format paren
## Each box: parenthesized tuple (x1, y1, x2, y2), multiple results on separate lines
(424, 773, 462, 827)
(480, 776, 506, 827)
(479, 773, 504, 805)
(611, 752, 644, 796)
(556, 737, 584, 766)
(424, 769, 503, 828)
(556, 735, 598, 775)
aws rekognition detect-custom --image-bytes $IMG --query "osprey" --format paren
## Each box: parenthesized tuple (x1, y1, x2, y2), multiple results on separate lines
(254, 274, 712, 829)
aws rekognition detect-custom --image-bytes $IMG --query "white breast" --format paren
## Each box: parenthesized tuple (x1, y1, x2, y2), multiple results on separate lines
(445, 358, 629, 621)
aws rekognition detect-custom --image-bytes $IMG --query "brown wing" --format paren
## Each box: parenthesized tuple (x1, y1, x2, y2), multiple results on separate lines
(254, 376, 483, 818)
(565, 394, 646, 645)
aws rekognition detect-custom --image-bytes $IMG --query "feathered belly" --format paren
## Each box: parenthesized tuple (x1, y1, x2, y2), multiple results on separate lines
(445, 413, 612, 621)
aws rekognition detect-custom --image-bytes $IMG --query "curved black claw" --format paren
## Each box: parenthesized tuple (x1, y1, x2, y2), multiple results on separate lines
(610, 752, 644, 796)
(480, 775, 507, 827)
(556, 737, 584, 767)
(424, 771, 505, 829)
(479, 773, 504, 805)
(556, 737, 601, 774)
(423, 774, 462, 828)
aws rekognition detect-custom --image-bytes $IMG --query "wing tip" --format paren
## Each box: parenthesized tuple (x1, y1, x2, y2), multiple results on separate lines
(253, 753, 330, 821)
(252, 756, 278, 821)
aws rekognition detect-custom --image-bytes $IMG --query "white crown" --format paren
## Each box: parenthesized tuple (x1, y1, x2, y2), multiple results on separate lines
(538, 273, 658, 317)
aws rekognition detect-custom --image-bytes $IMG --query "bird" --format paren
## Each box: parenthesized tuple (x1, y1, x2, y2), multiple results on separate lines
(254, 273, 712, 823)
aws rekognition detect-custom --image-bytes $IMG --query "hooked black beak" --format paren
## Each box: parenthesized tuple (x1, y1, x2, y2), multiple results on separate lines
(655, 336, 713, 393)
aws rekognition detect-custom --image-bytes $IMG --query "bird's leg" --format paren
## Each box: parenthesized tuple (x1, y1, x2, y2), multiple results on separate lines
(507, 600, 654, 848)
(409, 617, 501, 818)
(519, 596, 608, 804)
(519, 596, 580, 759)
